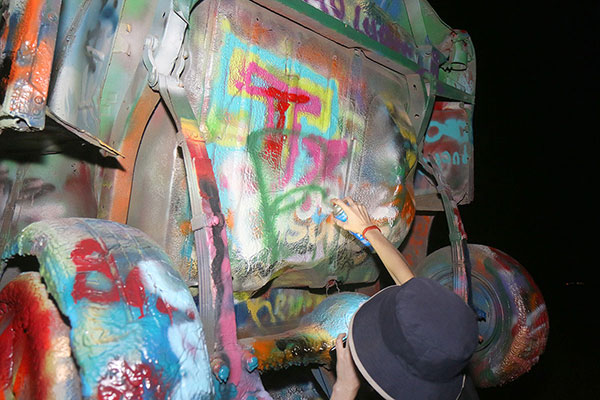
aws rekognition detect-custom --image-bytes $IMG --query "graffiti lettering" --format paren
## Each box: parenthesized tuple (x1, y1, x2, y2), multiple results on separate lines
(304, 0, 346, 19)
(276, 133, 348, 188)
(354, 6, 398, 50)
(301, 1, 410, 55)
(240, 289, 325, 331)
(245, 298, 276, 328)
(425, 121, 470, 144)
(71, 238, 177, 324)
(208, 29, 340, 143)
(156, 297, 178, 324)
(71, 238, 122, 304)
(282, 213, 338, 251)
(235, 61, 320, 132)
(124, 267, 146, 318)
(422, 145, 470, 166)
(248, 131, 348, 254)
(268, 87, 310, 130)
(207, 28, 352, 272)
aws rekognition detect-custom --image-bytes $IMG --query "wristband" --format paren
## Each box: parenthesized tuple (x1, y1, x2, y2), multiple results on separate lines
(362, 225, 381, 238)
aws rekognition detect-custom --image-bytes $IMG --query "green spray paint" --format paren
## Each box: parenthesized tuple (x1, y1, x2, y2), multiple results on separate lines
(247, 129, 328, 264)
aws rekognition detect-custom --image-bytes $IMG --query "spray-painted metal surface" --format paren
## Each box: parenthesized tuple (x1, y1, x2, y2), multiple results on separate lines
(182, 0, 418, 292)
(413, 245, 549, 387)
(414, 155, 549, 387)
(235, 288, 328, 338)
(239, 292, 368, 371)
(2, 218, 215, 399)
(0, 0, 61, 130)
(0, 272, 80, 399)
(0, 0, 547, 398)
(415, 101, 474, 209)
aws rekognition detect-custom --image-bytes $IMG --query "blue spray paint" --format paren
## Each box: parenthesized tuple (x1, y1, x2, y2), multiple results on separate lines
(332, 204, 373, 249)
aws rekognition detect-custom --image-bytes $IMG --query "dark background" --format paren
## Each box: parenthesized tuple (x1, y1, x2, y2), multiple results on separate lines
(426, 1, 598, 398)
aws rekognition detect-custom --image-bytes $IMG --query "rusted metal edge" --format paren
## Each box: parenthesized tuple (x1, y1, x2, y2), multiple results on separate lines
(45, 108, 123, 158)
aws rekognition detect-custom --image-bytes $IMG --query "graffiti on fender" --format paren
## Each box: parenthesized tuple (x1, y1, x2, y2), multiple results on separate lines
(71, 238, 179, 323)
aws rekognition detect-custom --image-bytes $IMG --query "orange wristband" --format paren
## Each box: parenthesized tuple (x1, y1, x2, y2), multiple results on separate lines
(362, 225, 381, 238)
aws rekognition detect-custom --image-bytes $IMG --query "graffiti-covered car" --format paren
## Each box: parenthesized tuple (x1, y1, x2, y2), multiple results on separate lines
(0, 0, 548, 398)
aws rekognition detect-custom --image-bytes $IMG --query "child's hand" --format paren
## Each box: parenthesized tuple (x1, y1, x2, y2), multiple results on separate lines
(332, 197, 374, 235)
(331, 333, 360, 400)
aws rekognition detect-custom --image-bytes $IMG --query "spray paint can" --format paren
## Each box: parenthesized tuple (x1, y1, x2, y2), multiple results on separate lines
(332, 204, 373, 248)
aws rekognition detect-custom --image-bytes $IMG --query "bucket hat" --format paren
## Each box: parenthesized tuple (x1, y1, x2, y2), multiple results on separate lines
(348, 277, 479, 400)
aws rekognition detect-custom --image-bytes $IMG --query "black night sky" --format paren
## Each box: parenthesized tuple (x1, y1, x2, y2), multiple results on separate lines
(426, 1, 598, 398)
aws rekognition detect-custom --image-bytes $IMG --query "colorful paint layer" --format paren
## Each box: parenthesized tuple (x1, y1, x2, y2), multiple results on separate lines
(0, 272, 80, 400)
(1, 218, 215, 398)
(240, 292, 368, 371)
(185, 7, 418, 291)
(413, 244, 549, 387)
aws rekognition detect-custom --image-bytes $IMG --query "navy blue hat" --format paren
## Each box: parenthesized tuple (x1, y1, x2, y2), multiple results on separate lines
(348, 277, 479, 400)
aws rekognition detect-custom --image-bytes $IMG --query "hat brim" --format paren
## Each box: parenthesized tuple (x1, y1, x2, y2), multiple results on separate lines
(348, 285, 465, 400)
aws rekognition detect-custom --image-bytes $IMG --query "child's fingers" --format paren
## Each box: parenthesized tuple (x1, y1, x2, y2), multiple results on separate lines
(332, 198, 346, 210)
(344, 197, 357, 207)
(336, 333, 347, 350)
(334, 218, 346, 228)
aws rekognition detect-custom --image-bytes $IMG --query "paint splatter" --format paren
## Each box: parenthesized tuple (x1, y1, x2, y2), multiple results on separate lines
(97, 359, 167, 400)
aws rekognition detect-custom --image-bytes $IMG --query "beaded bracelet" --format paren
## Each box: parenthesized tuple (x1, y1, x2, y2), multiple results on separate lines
(362, 225, 381, 238)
